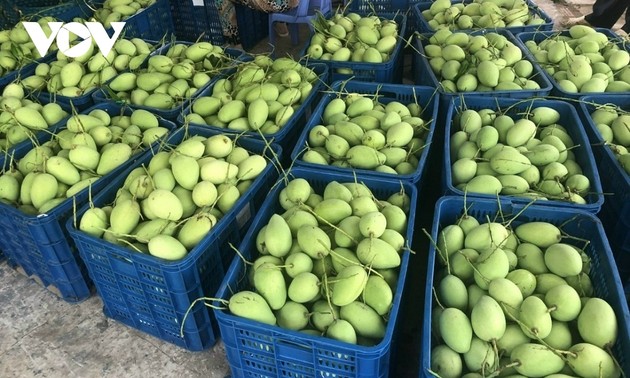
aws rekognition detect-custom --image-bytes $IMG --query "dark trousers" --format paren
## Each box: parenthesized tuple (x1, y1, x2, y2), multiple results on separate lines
(585, 0, 630, 32)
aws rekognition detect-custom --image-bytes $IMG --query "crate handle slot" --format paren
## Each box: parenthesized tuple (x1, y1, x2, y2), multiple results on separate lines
(275, 338, 314, 361)
(110, 252, 134, 265)
(378, 91, 400, 99)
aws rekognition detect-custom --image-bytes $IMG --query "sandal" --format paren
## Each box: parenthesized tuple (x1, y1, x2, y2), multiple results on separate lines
(614, 28, 629, 38)
(561, 15, 590, 28)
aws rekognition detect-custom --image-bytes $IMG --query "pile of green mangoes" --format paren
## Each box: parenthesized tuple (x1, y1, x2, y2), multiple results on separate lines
(223, 178, 410, 345)
(106, 42, 233, 110)
(305, 11, 400, 66)
(431, 214, 621, 377)
(93, 0, 158, 28)
(300, 93, 430, 176)
(421, 0, 547, 31)
(589, 104, 630, 174)
(20, 38, 156, 98)
(79, 133, 270, 260)
(0, 83, 68, 151)
(184, 56, 319, 134)
(449, 105, 593, 204)
(0, 18, 60, 77)
(523, 25, 630, 93)
(0, 108, 169, 214)
(421, 30, 542, 93)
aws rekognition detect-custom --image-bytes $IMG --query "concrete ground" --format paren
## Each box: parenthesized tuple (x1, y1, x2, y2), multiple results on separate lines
(0, 0, 620, 377)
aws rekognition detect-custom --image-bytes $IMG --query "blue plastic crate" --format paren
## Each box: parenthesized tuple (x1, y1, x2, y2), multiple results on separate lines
(66, 125, 282, 350)
(443, 96, 604, 213)
(301, 13, 407, 83)
(169, 0, 225, 45)
(214, 167, 418, 378)
(577, 96, 630, 163)
(572, 96, 630, 266)
(290, 80, 440, 183)
(0, 72, 17, 91)
(178, 61, 328, 152)
(0, 0, 93, 28)
(344, 0, 410, 13)
(116, 0, 175, 41)
(604, 198, 630, 284)
(342, 0, 414, 40)
(578, 96, 630, 220)
(30, 54, 96, 112)
(234, 3, 269, 51)
(31, 38, 164, 113)
(35, 90, 95, 113)
(0, 48, 45, 92)
(420, 196, 630, 378)
(0, 116, 67, 161)
(579, 110, 630, 277)
(0, 98, 70, 162)
(0, 103, 175, 303)
(515, 28, 630, 98)
(413, 29, 553, 98)
(412, 0, 552, 34)
(20, 0, 95, 21)
(92, 45, 243, 121)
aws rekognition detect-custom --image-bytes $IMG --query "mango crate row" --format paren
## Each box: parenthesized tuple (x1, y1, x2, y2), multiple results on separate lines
(0, 103, 175, 301)
(412, 25, 630, 101)
(0, 99, 286, 346)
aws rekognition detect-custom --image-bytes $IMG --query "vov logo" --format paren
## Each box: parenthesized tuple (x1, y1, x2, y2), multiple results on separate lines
(22, 22, 126, 58)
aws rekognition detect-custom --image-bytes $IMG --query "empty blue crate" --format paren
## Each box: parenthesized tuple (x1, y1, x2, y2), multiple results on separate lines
(235, 3, 270, 51)
(290, 80, 439, 183)
(515, 28, 630, 99)
(420, 196, 630, 377)
(301, 12, 407, 83)
(214, 167, 418, 378)
(169, 0, 225, 45)
(442, 96, 604, 213)
(66, 125, 281, 351)
(0, 103, 174, 303)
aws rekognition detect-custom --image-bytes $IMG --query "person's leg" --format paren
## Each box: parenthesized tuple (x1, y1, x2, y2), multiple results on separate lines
(274, 22, 289, 36)
(563, 14, 590, 27)
(584, 0, 628, 28)
(621, 5, 630, 32)
(239, 0, 297, 36)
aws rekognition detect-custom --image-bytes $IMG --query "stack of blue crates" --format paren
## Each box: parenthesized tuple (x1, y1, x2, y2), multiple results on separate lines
(409, 7, 630, 376)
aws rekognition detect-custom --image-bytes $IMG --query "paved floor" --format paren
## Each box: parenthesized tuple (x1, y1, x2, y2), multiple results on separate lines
(0, 0, 620, 377)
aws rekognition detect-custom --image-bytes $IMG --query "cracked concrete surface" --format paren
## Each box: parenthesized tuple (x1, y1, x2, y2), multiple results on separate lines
(0, 263, 231, 378)
(0, 0, 623, 377)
